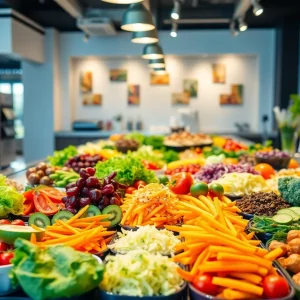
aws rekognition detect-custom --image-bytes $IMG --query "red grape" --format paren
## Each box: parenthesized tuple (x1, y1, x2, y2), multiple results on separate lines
(102, 196, 110, 206)
(61, 196, 69, 204)
(66, 207, 77, 214)
(66, 187, 79, 197)
(86, 167, 96, 176)
(79, 197, 91, 208)
(79, 169, 89, 179)
(68, 196, 78, 207)
(88, 189, 102, 202)
(86, 177, 99, 188)
(66, 182, 76, 189)
(84, 162, 91, 167)
(81, 187, 90, 197)
(76, 178, 85, 190)
(78, 162, 84, 168)
(102, 184, 114, 195)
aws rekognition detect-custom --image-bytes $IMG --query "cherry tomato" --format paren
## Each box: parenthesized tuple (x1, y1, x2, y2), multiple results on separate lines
(11, 219, 25, 226)
(0, 242, 9, 252)
(192, 274, 218, 296)
(133, 180, 147, 189)
(125, 187, 136, 194)
(209, 183, 224, 198)
(0, 219, 10, 225)
(0, 252, 14, 266)
(263, 275, 289, 298)
(254, 163, 275, 180)
(39, 186, 66, 203)
(23, 200, 34, 215)
(170, 172, 194, 195)
(33, 192, 59, 215)
(190, 182, 209, 197)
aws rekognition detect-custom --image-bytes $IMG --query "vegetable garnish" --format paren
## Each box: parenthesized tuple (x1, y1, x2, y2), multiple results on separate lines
(100, 250, 184, 296)
(30, 205, 115, 253)
(109, 225, 180, 255)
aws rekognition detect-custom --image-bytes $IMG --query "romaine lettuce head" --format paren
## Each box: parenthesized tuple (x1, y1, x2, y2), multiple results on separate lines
(11, 239, 104, 300)
(0, 185, 24, 217)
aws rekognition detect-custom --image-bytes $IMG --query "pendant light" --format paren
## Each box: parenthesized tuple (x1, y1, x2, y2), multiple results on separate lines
(132, 29, 159, 44)
(153, 68, 167, 75)
(142, 43, 164, 59)
(101, 0, 143, 3)
(148, 58, 165, 68)
(121, 3, 155, 32)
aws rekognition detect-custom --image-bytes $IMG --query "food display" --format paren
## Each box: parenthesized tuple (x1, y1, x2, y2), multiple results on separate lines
(2, 133, 300, 299)
(194, 163, 258, 183)
(164, 131, 213, 148)
(255, 149, 291, 170)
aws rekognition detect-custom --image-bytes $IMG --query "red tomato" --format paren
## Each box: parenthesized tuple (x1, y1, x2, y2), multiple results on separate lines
(0, 252, 14, 266)
(0, 219, 10, 225)
(33, 192, 59, 215)
(133, 180, 147, 189)
(23, 190, 34, 203)
(263, 275, 289, 298)
(170, 172, 194, 195)
(11, 219, 25, 226)
(23, 200, 34, 215)
(0, 242, 9, 252)
(39, 186, 66, 203)
(125, 187, 136, 194)
(192, 274, 218, 296)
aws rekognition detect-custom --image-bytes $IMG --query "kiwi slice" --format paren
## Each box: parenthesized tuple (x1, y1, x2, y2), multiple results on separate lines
(29, 212, 51, 229)
(102, 205, 122, 226)
(80, 205, 101, 218)
(51, 211, 74, 225)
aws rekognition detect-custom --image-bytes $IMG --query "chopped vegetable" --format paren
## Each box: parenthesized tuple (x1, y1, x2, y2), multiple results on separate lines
(278, 176, 300, 206)
(11, 239, 104, 300)
(100, 250, 183, 296)
(109, 225, 179, 255)
(47, 145, 78, 167)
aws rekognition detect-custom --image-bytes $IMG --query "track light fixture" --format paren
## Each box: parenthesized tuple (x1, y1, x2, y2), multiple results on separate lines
(83, 33, 89, 42)
(171, 0, 181, 20)
(238, 18, 248, 32)
(251, 0, 264, 16)
(230, 21, 238, 37)
(170, 23, 178, 38)
(101, 0, 143, 3)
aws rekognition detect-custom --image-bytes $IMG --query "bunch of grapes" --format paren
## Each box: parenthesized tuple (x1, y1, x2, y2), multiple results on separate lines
(64, 154, 104, 173)
(62, 167, 125, 214)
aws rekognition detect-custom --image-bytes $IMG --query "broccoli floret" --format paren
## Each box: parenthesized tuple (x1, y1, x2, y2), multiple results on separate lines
(278, 176, 300, 206)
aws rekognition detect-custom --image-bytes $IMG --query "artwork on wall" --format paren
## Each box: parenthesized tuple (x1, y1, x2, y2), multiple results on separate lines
(128, 84, 140, 106)
(110, 69, 127, 82)
(183, 79, 198, 98)
(172, 92, 190, 105)
(219, 84, 243, 105)
(150, 72, 170, 85)
(82, 94, 102, 106)
(80, 71, 92, 92)
(212, 63, 226, 83)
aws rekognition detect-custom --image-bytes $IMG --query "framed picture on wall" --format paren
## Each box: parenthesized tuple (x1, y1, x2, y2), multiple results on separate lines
(82, 94, 102, 106)
(172, 92, 190, 105)
(110, 69, 127, 82)
(219, 84, 243, 105)
(128, 84, 140, 105)
(80, 71, 93, 92)
(183, 79, 198, 98)
(212, 63, 226, 83)
(150, 72, 170, 85)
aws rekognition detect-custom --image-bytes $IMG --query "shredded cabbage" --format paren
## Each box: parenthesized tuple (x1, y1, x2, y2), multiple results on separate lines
(212, 172, 270, 196)
(205, 154, 225, 165)
(100, 250, 184, 296)
(109, 225, 180, 255)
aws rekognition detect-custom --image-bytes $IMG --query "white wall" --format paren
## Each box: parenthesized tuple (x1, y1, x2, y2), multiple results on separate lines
(72, 55, 258, 132)
(59, 29, 276, 132)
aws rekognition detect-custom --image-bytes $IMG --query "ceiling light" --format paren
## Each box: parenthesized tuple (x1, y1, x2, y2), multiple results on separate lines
(238, 18, 248, 32)
(142, 43, 164, 59)
(148, 58, 165, 68)
(121, 3, 155, 32)
(171, 0, 181, 20)
(153, 68, 167, 75)
(170, 22, 178, 37)
(132, 29, 159, 44)
(83, 33, 89, 42)
(101, 0, 143, 4)
(252, 0, 263, 16)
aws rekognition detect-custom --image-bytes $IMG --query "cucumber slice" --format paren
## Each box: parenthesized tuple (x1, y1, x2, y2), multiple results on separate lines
(272, 214, 293, 224)
(277, 209, 299, 221)
(289, 207, 300, 216)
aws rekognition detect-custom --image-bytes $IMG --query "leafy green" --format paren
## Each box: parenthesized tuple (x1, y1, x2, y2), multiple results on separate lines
(47, 145, 78, 167)
(0, 174, 6, 186)
(144, 135, 164, 150)
(131, 146, 164, 167)
(161, 149, 179, 163)
(125, 132, 145, 145)
(11, 239, 104, 300)
(96, 154, 158, 186)
(278, 176, 300, 206)
(0, 185, 23, 217)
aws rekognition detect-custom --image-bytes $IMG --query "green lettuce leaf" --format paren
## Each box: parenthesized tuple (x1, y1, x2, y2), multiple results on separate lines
(0, 185, 24, 217)
(11, 239, 104, 300)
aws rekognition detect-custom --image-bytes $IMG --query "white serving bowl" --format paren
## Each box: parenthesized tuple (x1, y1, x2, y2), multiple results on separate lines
(0, 263, 19, 296)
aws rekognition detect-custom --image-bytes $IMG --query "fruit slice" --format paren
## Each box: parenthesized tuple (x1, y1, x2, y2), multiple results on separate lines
(277, 209, 299, 221)
(102, 205, 122, 226)
(289, 207, 300, 216)
(51, 211, 74, 225)
(33, 192, 59, 215)
(80, 205, 101, 218)
(29, 212, 51, 229)
(0, 225, 45, 244)
(272, 214, 293, 224)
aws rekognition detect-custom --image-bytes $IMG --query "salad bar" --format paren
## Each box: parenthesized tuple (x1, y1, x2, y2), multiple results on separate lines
(0, 131, 300, 300)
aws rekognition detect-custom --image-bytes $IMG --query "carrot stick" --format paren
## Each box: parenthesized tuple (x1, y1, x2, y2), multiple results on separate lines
(264, 247, 284, 261)
(224, 216, 237, 236)
(212, 277, 263, 296)
(191, 245, 209, 275)
(144, 204, 165, 221)
(30, 224, 44, 231)
(66, 205, 90, 223)
(199, 195, 217, 216)
(176, 267, 194, 282)
(223, 289, 258, 299)
(228, 272, 262, 284)
(30, 233, 37, 243)
(208, 246, 241, 255)
(121, 200, 137, 225)
(133, 200, 156, 214)
(214, 197, 227, 227)
(72, 215, 111, 223)
(57, 220, 80, 234)
(200, 261, 260, 274)
(137, 210, 144, 225)
(177, 195, 210, 212)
